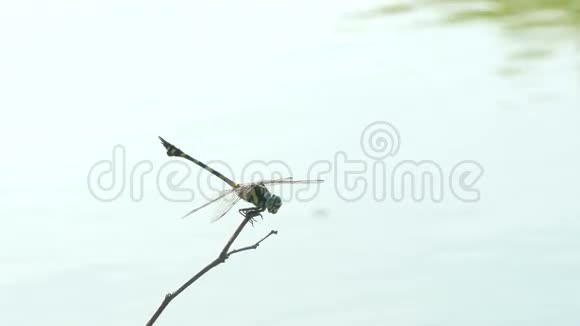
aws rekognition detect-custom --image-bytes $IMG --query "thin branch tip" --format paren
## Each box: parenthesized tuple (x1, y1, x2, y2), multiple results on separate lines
(147, 216, 277, 325)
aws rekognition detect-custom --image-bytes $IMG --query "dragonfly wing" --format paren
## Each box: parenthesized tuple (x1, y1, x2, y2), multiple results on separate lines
(210, 194, 243, 223)
(259, 178, 324, 185)
(182, 188, 237, 219)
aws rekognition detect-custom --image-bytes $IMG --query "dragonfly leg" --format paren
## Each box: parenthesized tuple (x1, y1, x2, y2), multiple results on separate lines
(239, 207, 264, 225)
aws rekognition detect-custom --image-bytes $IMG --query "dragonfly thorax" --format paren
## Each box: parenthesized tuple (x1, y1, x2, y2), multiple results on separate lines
(242, 184, 282, 214)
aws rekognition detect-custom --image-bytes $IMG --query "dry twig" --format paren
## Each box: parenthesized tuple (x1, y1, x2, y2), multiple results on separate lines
(146, 216, 277, 325)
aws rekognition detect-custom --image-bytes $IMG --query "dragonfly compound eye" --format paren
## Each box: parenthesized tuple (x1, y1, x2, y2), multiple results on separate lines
(267, 195, 282, 214)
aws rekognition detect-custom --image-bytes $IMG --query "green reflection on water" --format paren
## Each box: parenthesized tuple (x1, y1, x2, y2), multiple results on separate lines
(360, 0, 580, 75)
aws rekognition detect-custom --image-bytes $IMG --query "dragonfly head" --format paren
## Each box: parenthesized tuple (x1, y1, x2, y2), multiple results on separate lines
(265, 194, 282, 214)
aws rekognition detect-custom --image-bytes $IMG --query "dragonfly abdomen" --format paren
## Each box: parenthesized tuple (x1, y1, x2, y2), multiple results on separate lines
(159, 136, 238, 188)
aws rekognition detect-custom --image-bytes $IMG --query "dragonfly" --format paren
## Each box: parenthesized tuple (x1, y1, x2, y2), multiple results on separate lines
(159, 137, 323, 222)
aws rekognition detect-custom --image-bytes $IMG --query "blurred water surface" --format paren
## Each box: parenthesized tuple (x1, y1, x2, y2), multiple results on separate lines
(360, 0, 580, 74)
(0, 1, 578, 325)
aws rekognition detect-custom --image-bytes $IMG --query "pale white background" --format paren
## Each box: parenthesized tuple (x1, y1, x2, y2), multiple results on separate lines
(1, 0, 579, 325)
